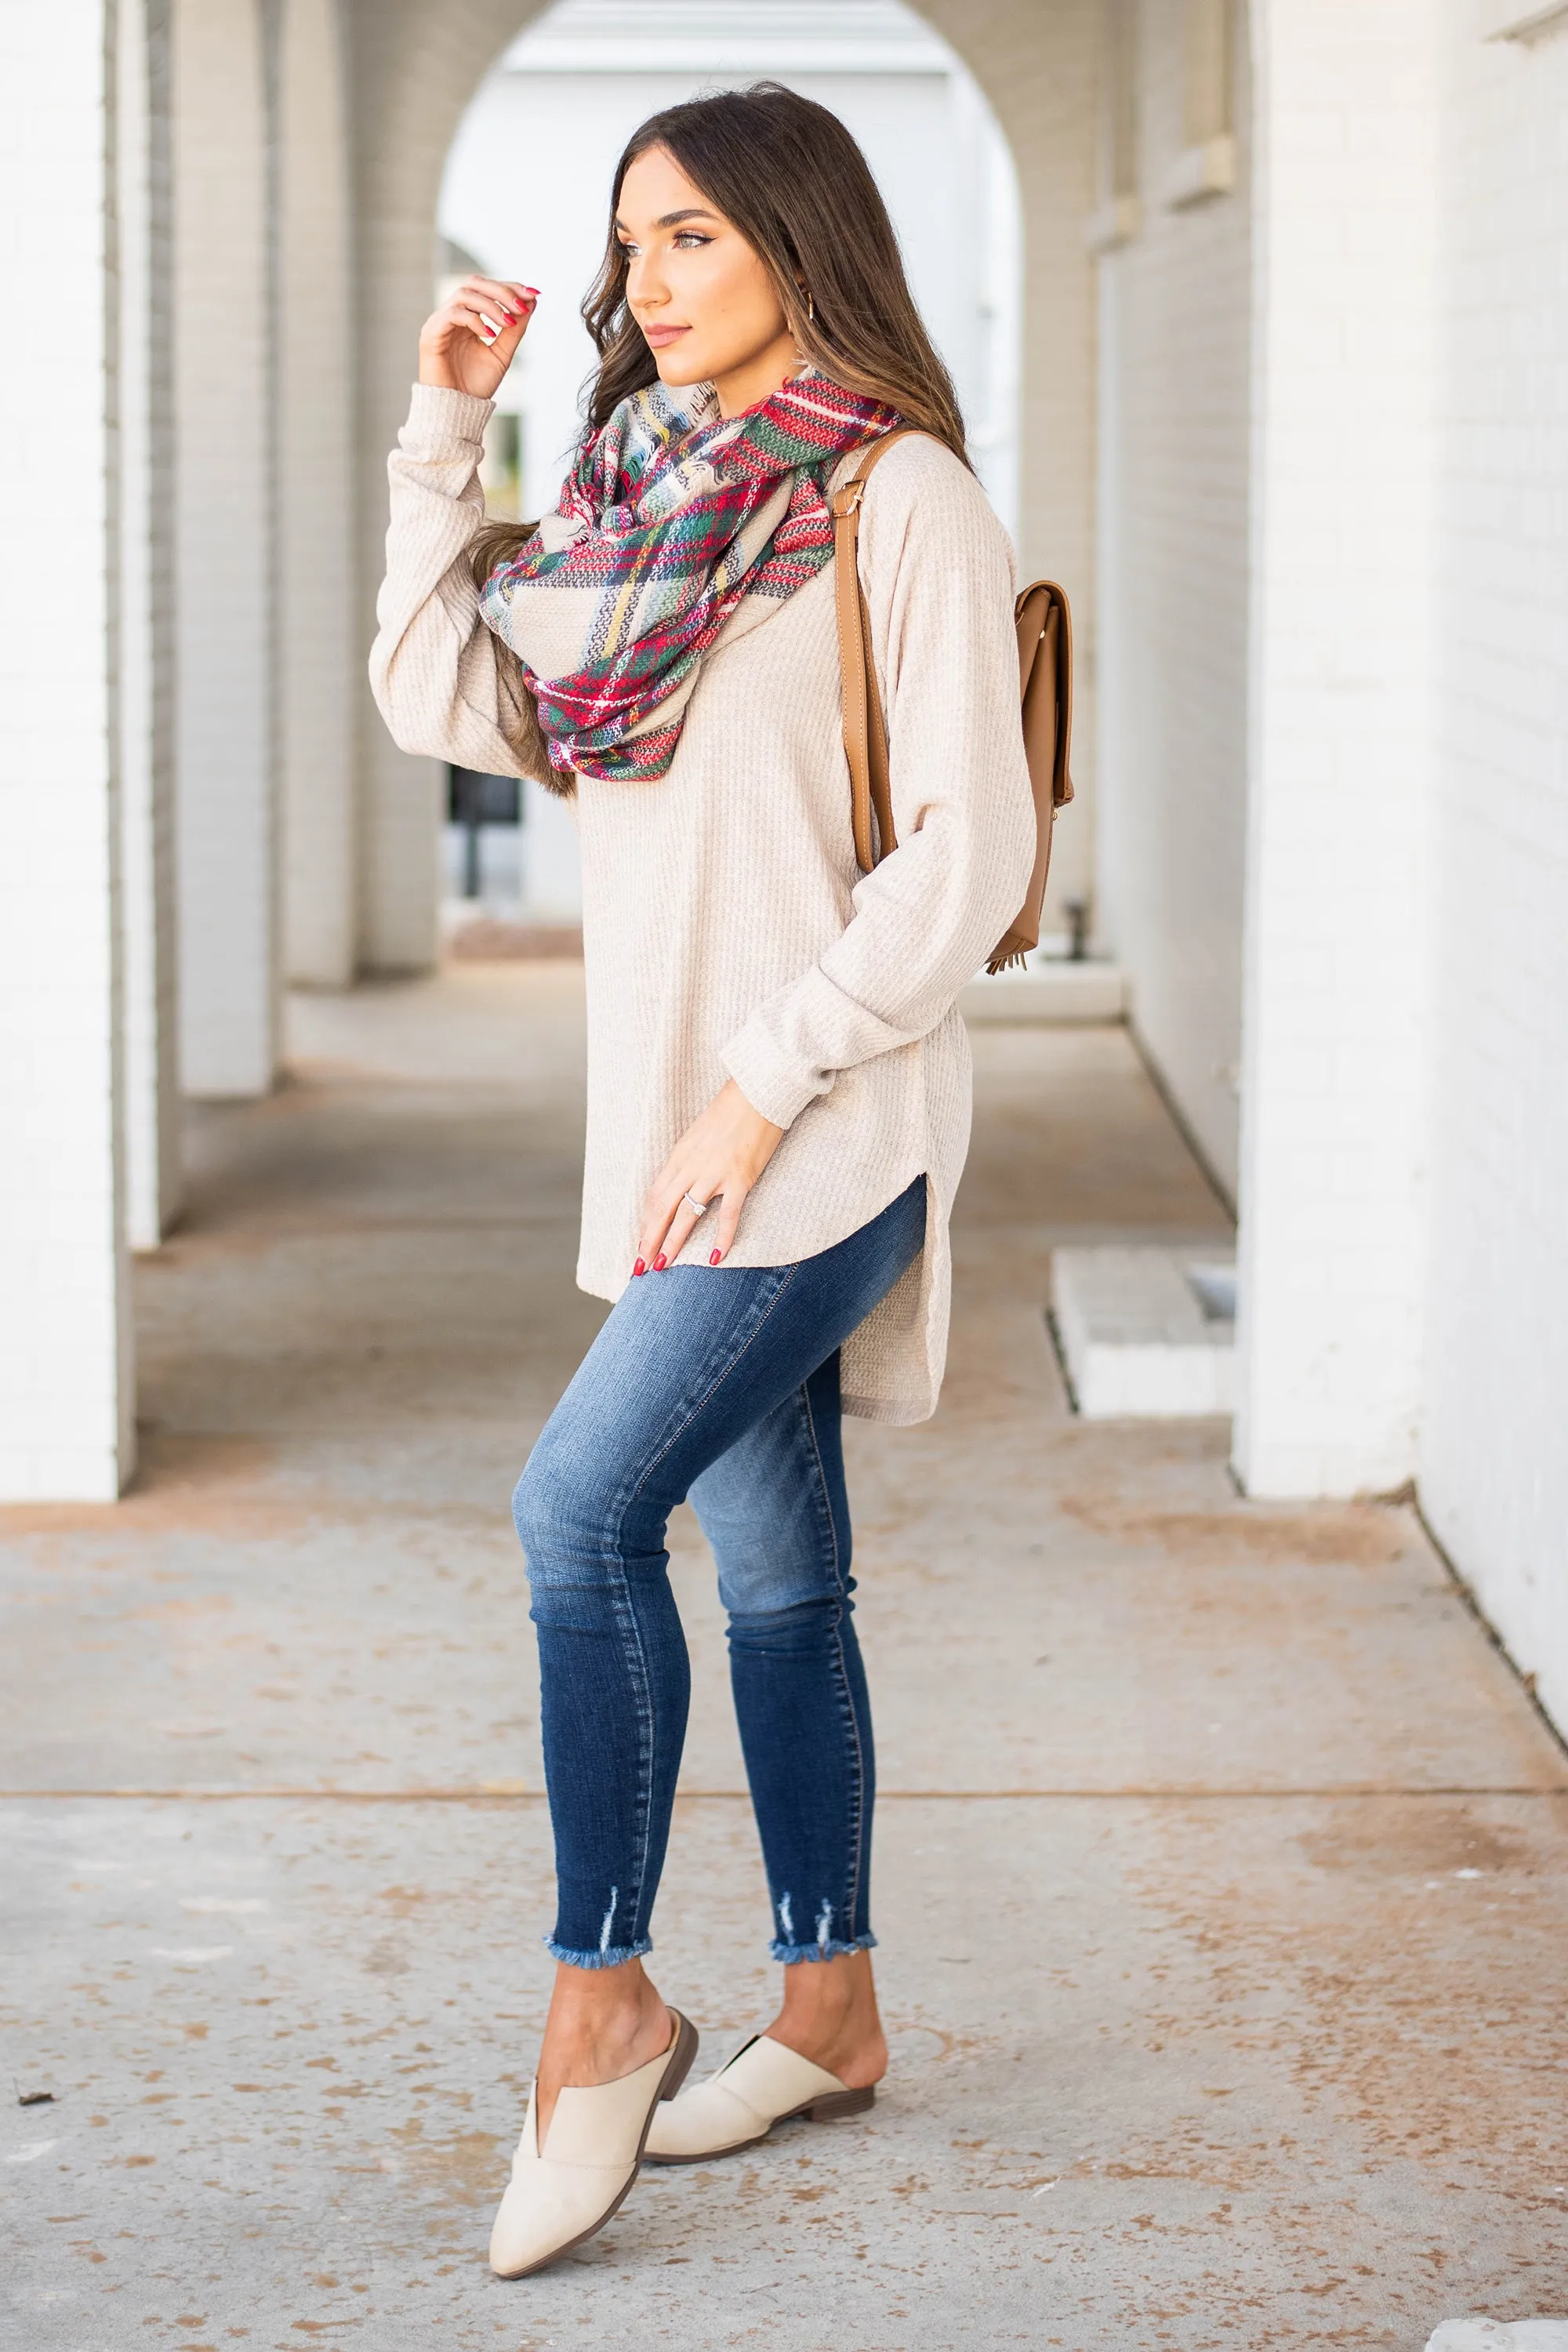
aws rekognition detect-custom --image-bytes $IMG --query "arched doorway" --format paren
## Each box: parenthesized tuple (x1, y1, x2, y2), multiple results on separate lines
(426, 0, 1024, 930)
(347, 0, 1098, 972)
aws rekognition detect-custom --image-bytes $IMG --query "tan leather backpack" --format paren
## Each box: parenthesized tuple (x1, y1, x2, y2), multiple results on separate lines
(829, 428, 1074, 973)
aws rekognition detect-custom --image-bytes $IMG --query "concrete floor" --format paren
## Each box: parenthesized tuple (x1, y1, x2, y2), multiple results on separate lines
(3, 964, 1565, 2352)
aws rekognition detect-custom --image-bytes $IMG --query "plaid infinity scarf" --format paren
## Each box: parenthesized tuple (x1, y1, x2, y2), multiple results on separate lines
(479, 368, 901, 783)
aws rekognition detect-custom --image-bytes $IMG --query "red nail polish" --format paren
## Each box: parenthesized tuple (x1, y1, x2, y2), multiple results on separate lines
(653, 1254, 667, 1272)
(710, 1249, 721, 1265)
(633, 1258, 646, 1277)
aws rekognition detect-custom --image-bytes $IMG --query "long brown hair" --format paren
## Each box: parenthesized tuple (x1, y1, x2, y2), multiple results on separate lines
(471, 82, 965, 583)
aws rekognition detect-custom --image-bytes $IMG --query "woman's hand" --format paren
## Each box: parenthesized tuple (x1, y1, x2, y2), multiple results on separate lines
(635, 1081, 785, 1275)
(418, 274, 538, 400)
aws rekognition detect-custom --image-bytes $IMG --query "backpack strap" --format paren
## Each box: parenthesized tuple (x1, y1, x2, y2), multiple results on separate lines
(829, 428, 924, 873)
(830, 432, 1077, 971)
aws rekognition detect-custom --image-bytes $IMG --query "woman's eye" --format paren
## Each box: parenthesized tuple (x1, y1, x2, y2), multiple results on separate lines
(618, 241, 639, 259)
(673, 232, 712, 249)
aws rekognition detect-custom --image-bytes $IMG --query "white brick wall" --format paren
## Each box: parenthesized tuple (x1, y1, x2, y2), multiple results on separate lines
(172, 0, 278, 1094)
(280, 0, 357, 989)
(0, 0, 133, 1499)
(1094, 0, 1252, 1195)
(1090, 0, 1566, 1722)
(1233, 0, 1438, 1498)
(1419, 3, 1568, 1733)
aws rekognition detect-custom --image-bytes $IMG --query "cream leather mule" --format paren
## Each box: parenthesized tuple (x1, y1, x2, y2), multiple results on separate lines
(642, 2032, 873, 2165)
(488, 2009, 698, 2279)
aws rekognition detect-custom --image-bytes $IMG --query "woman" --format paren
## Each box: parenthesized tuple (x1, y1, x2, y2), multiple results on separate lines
(372, 83, 1034, 2279)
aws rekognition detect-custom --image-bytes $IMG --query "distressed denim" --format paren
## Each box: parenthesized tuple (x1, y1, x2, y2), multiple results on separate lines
(511, 1176, 927, 1969)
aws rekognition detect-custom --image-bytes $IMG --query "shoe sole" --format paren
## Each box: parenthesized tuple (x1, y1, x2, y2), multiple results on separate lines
(641, 2081, 876, 2166)
(492, 2008, 699, 2279)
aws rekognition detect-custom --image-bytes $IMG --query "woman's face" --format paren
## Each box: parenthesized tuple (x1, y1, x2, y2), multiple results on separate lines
(615, 145, 799, 416)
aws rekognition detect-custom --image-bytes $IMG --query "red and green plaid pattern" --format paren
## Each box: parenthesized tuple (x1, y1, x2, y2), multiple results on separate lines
(480, 370, 900, 782)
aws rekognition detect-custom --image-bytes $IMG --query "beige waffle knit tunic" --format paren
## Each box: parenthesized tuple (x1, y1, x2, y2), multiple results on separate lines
(371, 383, 1035, 1424)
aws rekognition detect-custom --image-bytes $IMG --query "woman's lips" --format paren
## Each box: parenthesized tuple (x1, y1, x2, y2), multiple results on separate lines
(643, 324, 689, 349)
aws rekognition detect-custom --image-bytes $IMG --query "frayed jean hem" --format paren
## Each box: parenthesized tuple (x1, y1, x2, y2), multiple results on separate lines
(543, 1933, 654, 1970)
(770, 1930, 877, 1965)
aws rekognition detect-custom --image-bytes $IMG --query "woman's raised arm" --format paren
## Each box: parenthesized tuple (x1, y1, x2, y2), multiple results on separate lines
(368, 278, 554, 783)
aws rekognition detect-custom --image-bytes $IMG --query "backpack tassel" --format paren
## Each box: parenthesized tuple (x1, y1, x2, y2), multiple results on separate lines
(985, 935, 1033, 975)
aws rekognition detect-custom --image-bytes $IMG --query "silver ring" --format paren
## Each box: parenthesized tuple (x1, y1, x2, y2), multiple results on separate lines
(681, 1190, 710, 1218)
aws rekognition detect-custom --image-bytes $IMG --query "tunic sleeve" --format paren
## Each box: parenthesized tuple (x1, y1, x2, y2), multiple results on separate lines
(368, 382, 554, 784)
(719, 444, 1037, 1130)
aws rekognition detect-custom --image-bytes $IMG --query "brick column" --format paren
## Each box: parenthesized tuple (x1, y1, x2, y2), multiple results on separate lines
(0, 0, 135, 1497)
(172, 0, 278, 1095)
(927, 0, 1100, 935)
(119, 0, 182, 1243)
(1233, 0, 1438, 1496)
(279, 0, 357, 989)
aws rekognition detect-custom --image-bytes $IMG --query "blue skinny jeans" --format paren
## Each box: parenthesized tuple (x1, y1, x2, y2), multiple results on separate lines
(511, 1176, 927, 1970)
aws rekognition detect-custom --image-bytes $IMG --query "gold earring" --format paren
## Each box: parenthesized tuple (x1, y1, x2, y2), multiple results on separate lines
(806, 289, 815, 323)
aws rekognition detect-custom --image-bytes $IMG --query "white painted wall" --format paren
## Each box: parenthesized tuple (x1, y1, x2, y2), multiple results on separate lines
(1094, 0, 1252, 1195)
(1233, 0, 1437, 1500)
(279, 0, 358, 988)
(172, 0, 278, 1094)
(1419, 1, 1568, 1734)
(0, 0, 134, 1498)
